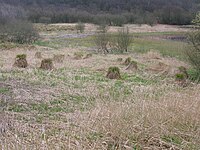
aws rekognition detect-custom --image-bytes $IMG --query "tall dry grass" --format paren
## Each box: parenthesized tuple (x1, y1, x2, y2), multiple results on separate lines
(1, 84, 200, 149)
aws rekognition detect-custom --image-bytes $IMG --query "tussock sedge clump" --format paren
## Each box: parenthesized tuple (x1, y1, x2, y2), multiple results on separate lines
(40, 58, 54, 70)
(13, 54, 28, 68)
(106, 66, 121, 79)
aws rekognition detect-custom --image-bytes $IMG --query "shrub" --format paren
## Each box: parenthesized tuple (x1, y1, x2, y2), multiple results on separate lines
(192, 12, 200, 26)
(113, 27, 132, 53)
(75, 21, 85, 33)
(184, 13, 200, 82)
(94, 28, 110, 54)
(185, 31, 200, 81)
(0, 20, 39, 44)
(110, 15, 127, 27)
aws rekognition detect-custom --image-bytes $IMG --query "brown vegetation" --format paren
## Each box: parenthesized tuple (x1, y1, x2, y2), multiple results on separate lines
(106, 67, 121, 79)
(13, 54, 28, 68)
(40, 59, 53, 70)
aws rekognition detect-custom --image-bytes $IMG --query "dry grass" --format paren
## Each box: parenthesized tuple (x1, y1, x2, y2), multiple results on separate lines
(0, 24, 199, 150)
(1, 82, 200, 149)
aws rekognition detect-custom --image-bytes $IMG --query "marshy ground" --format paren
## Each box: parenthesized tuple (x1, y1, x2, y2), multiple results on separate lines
(0, 24, 199, 150)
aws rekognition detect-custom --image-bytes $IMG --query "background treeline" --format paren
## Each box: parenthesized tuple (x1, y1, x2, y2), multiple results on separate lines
(0, 0, 200, 26)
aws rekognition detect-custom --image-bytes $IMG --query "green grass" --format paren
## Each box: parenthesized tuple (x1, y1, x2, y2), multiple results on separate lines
(132, 38, 187, 59)
(162, 135, 182, 145)
(34, 35, 94, 49)
(34, 31, 187, 60)
(132, 31, 187, 37)
(187, 69, 200, 82)
(0, 87, 10, 94)
(8, 104, 27, 112)
(33, 40, 59, 49)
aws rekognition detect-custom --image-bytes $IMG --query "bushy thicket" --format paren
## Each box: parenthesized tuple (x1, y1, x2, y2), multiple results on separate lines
(1, 0, 199, 26)
(0, 20, 39, 44)
(94, 26, 132, 54)
(0, 4, 39, 44)
(113, 27, 132, 53)
(75, 22, 85, 33)
(94, 25, 110, 54)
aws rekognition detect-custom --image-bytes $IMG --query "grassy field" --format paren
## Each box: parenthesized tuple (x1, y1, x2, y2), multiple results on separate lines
(0, 24, 199, 150)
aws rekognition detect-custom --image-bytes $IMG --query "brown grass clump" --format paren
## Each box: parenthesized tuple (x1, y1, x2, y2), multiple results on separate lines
(125, 60, 138, 71)
(53, 54, 65, 63)
(40, 59, 53, 70)
(35, 52, 42, 59)
(13, 54, 28, 68)
(122, 57, 131, 65)
(106, 67, 121, 79)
